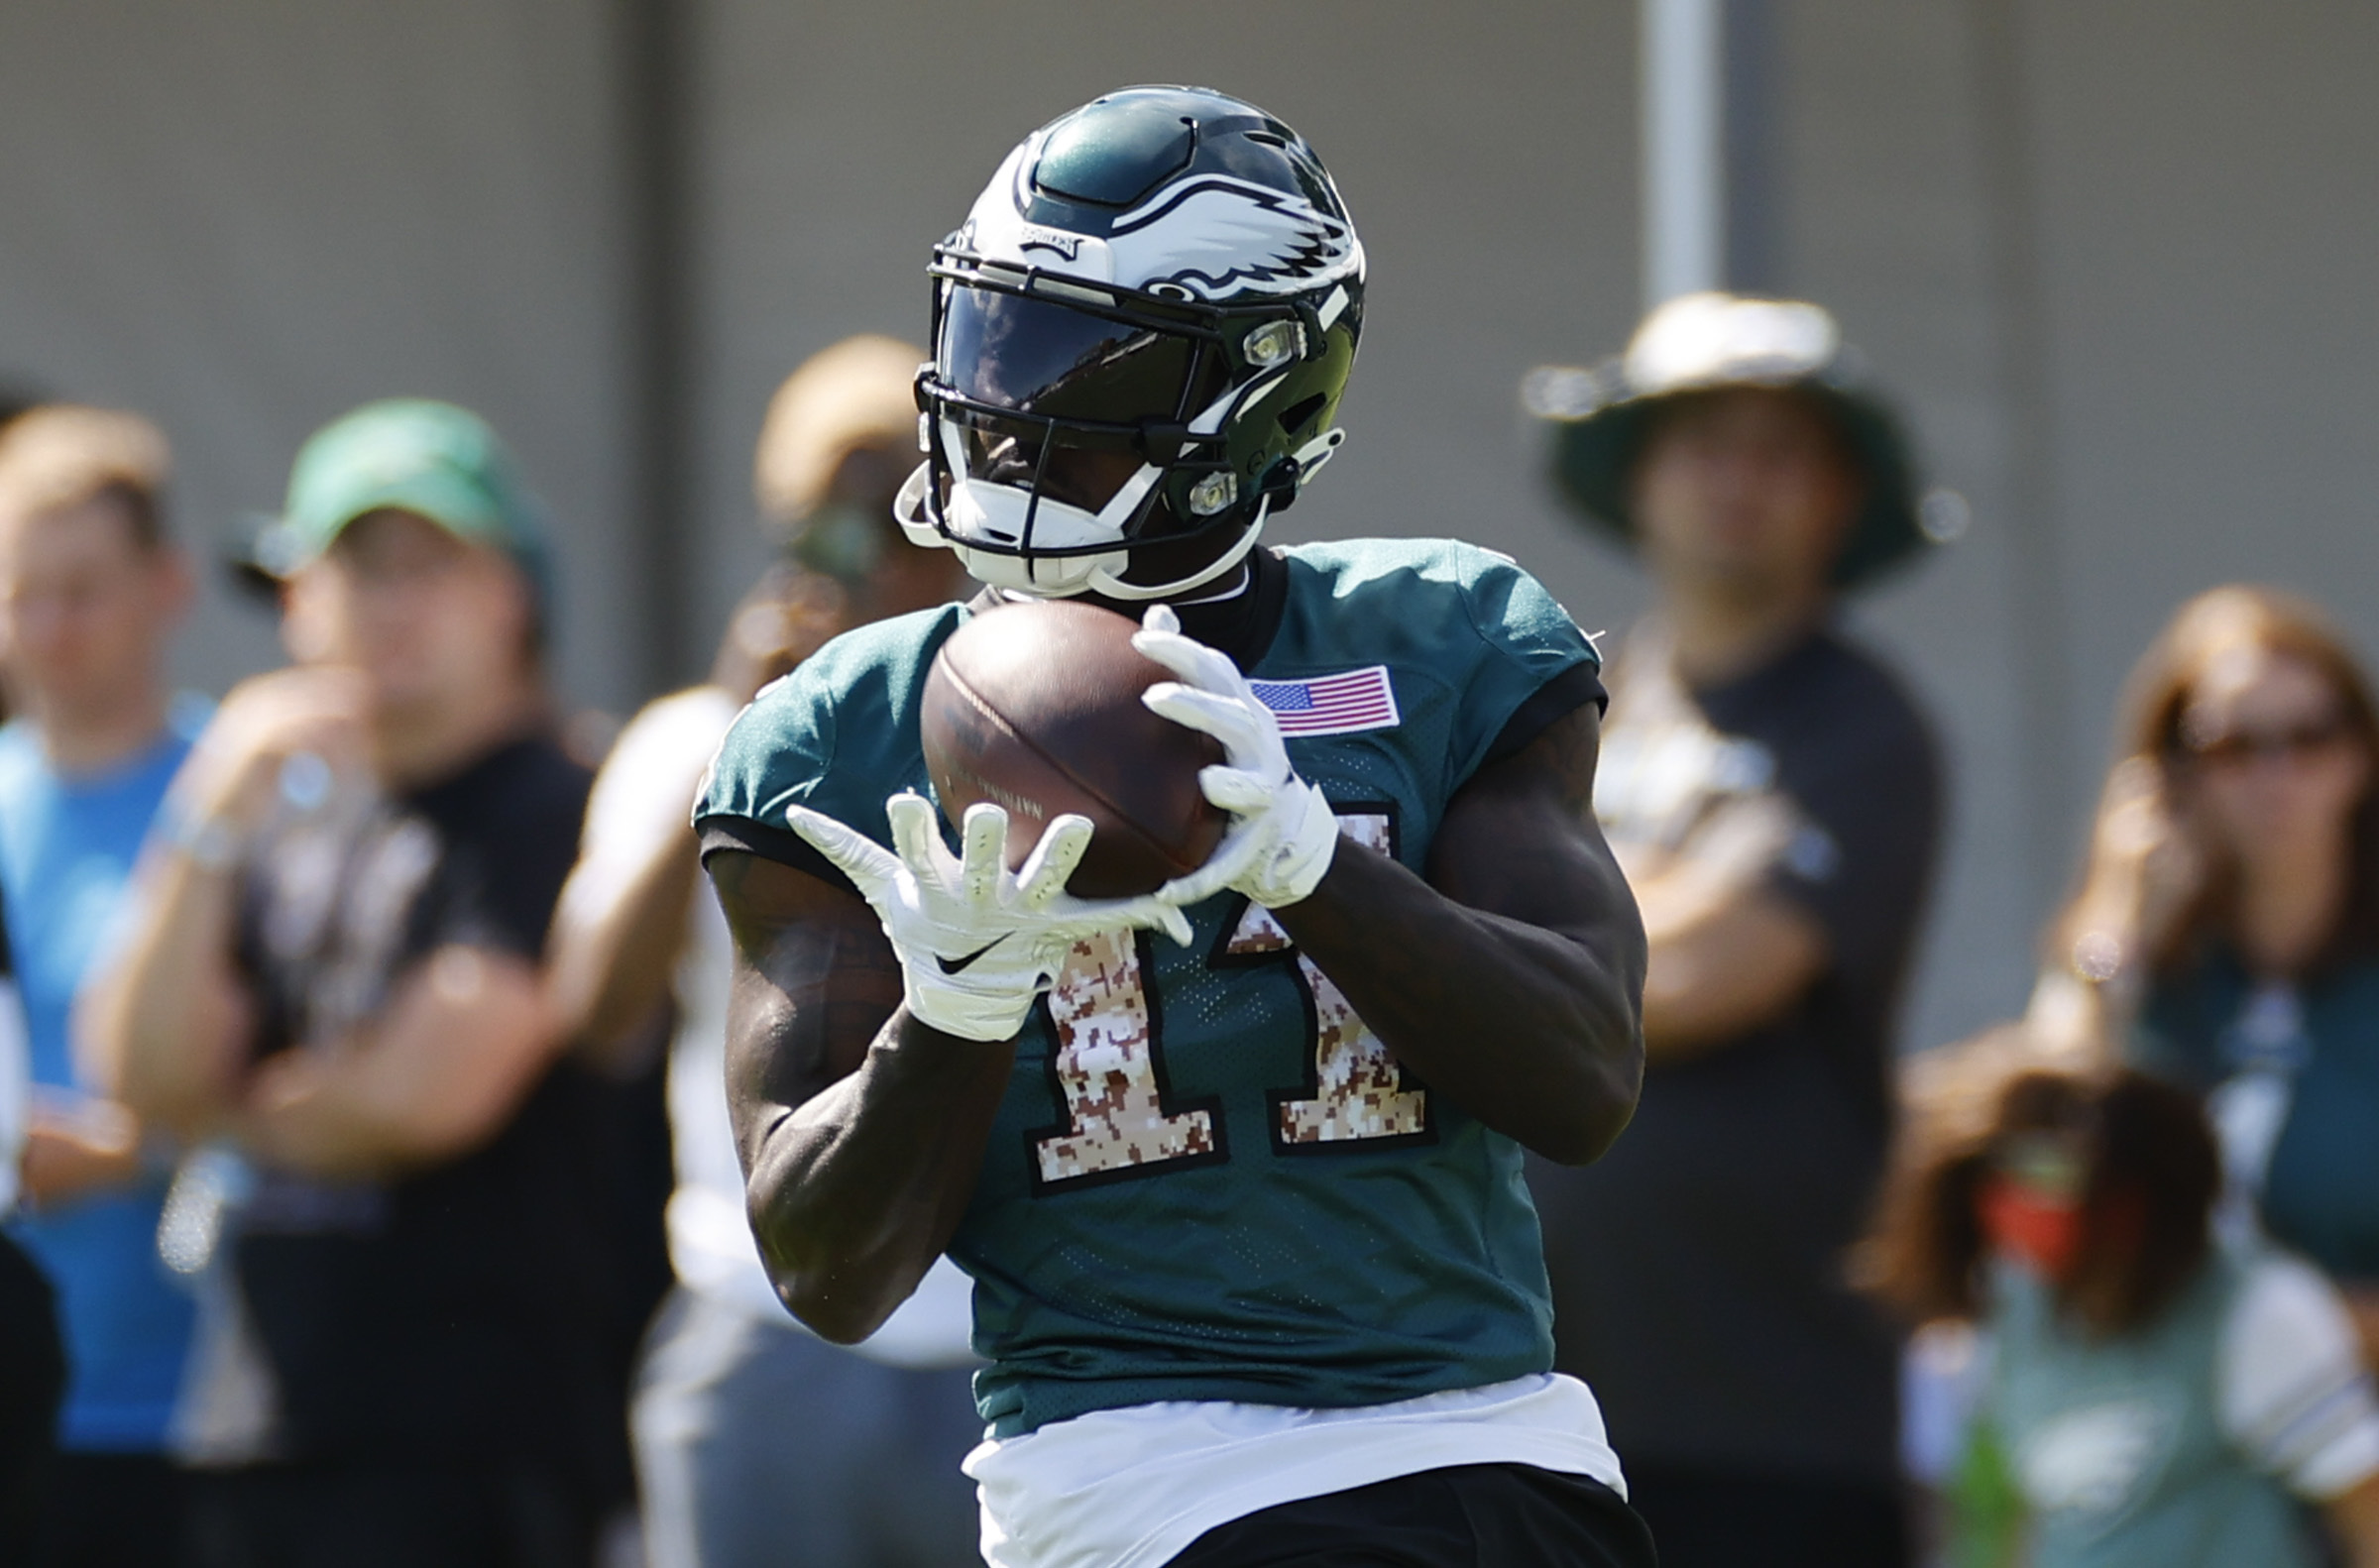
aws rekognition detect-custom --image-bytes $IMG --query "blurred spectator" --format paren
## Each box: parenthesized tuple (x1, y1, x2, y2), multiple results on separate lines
(1866, 1059, 2379, 1566)
(0, 405, 200, 1565)
(1, 904, 68, 1561)
(1526, 292, 1943, 1567)
(0, 917, 26, 1215)
(546, 335, 979, 1568)
(2031, 586, 2379, 1366)
(81, 399, 609, 1567)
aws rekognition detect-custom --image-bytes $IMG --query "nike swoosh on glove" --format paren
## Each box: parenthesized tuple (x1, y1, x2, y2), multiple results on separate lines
(785, 793, 1193, 1043)
(1134, 604, 1340, 910)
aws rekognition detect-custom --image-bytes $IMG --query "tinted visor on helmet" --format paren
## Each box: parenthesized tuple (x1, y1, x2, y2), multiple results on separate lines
(936, 286, 1229, 523)
(942, 286, 1223, 422)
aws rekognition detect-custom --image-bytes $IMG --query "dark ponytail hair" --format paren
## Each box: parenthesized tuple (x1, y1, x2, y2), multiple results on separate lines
(1864, 1058, 2219, 1336)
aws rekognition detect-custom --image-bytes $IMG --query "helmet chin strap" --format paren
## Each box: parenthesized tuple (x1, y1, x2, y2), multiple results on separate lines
(1081, 503, 1267, 602)
(893, 456, 1273, 604)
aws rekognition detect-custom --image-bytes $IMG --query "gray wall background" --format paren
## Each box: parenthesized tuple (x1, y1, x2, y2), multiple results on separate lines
(0, 0, 641, 705)
(5, 0, 2377, 1057)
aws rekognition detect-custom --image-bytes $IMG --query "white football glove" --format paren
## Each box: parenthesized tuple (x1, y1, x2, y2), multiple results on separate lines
(1135, 605, 1340, 910)
(784, 793, 1193, 1043)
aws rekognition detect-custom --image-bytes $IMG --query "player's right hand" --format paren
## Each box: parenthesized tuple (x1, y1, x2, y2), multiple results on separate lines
(784, 793, 1193, 1043)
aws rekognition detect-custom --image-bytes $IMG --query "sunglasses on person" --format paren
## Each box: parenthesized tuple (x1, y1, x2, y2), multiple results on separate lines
(2179, 712, 2355, 768)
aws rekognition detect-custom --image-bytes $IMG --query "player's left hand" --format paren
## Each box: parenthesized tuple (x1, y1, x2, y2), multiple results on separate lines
(1135, 605, 1339, 910)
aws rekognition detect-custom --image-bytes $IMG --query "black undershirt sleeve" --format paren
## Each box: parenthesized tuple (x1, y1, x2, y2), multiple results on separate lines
(1481, 662, 1609, 770)
(698, 815, 863, 901)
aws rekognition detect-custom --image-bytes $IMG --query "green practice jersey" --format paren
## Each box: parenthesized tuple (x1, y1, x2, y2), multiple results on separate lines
(698, 538, 1604, 1436)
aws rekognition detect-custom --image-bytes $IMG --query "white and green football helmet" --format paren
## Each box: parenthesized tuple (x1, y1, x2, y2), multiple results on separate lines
(898, 85, 1366, 601)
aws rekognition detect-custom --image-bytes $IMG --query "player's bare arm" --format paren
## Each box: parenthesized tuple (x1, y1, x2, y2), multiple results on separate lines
(713, 848, 1010, 1343)
(1275, 701, 1646, 1166)
(720, 785, 1190, 1341)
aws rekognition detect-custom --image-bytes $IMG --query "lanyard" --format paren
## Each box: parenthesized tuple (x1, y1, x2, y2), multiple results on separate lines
(2208, 982, 2311, 1244)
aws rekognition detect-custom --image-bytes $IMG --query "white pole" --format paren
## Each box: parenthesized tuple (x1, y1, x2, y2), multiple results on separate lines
(1643, 0, 1725, 307)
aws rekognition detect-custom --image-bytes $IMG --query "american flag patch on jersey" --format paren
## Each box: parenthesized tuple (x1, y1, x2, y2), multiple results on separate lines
(1248, 667, 1401, 736)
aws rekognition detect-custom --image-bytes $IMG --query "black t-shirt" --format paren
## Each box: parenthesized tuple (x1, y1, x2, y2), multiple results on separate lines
(206, 734, 613, 1477)
(1530, 623, 1942, 1483)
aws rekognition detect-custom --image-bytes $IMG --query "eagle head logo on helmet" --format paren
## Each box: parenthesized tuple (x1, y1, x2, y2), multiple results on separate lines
(896, 85, 1367, 601)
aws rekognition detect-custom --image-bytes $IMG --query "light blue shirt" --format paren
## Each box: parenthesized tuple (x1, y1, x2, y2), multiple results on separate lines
(0, 697, 205, 1450)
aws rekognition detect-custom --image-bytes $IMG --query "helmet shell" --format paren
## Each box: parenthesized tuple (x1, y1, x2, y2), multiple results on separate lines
(908, 86, 1367, 599)
(972, 86, 1362, 303)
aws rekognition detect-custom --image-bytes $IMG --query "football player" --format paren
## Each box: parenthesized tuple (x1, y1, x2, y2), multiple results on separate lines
(698, 87, 1653, 1567)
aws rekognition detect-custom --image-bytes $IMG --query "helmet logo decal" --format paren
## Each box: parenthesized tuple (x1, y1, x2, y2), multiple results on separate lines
(1017, 224, 1082, 262)
(1106, 176, 1360, 301)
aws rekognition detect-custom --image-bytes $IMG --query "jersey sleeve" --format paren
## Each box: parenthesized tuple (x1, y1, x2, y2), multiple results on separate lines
(692, 610, 961, 894)
(696, 663, 836, 832)
(1445, 545, 1605, 791)
(595, 687, 742, 848)
(2216, 1251, 2379, 1499)
(691, 660, 852, 889)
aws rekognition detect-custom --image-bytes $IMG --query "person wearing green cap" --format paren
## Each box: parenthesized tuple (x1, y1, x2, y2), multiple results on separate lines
(1524, 293, 1945, 1568)
(84, 399, 613, 1566)
(244, 395, 556, 627)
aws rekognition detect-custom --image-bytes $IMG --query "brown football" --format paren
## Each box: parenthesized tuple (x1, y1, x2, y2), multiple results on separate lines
(920, 599, 1227, 898)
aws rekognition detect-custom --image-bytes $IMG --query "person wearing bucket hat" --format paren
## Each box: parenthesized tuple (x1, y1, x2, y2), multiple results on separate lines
(1529, 291, 1934, 592)
(1524, 294, 1944, 1567)
(545, 335, 973, 1568)
(85, 399, 623, 1565)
